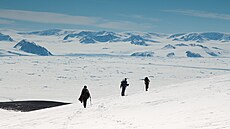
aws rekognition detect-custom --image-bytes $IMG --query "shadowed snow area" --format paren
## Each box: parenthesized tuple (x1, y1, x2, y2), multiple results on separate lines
(0, 100, 70, 112)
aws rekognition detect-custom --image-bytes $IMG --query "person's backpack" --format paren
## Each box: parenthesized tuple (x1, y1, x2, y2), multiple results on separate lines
(121, 80, 129, 87)
(85, 90, 90, 99)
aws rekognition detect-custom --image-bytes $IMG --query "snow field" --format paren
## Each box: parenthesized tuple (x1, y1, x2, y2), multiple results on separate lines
(0, 55, 230, 129)
(1, 73, 230, 129)
(1, 56, 230, 101)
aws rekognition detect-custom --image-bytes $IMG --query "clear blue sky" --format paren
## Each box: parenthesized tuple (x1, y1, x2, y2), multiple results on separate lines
(0, 0, 229, 33)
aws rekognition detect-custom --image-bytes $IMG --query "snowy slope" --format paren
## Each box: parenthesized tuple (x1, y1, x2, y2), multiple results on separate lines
(1, 74, 230, 129)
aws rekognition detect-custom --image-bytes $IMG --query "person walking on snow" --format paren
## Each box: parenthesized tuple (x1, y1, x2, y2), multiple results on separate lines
(120, 78, 129, 96)
(79, 85, 91, 108)
(144, 77, 150, 91)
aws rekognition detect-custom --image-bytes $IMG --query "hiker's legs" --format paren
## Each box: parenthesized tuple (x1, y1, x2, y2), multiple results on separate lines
(121, 87, 126, 96)
(145, 83, 149, 91)
(83, 99, 87, 108)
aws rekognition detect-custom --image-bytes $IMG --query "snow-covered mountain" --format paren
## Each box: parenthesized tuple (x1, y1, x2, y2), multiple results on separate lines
(169, 32, 230, 42)
(63, 30, 158, 45)
(122, 35, 151, 46)
(162, 44, 176, 49)
(0, 29, 230, 57)
(13, 40, 53, 56)
(0, 33, 14, 42)
(63, 31, 119, 43)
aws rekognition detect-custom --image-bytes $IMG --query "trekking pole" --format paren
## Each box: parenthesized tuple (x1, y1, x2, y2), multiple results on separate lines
(142, 79, 145, 91)
(143, 79, 145, 91)
(90, 97, 92, 106)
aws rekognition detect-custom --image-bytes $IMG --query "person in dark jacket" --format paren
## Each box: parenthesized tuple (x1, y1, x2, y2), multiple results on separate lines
(144, 77, 150, 91)
(120, 78, 129, 96)
(78, 85, 91, 108)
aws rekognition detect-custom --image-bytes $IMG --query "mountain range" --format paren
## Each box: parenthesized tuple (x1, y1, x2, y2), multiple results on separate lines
(63, 30, 159, 45)
(0, 29, 229, 57)
(16, 29, 230, 43)
(169, 32, 230, 42)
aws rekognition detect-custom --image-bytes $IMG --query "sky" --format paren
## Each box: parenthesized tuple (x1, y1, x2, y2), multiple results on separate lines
(0, 0, 229, 33)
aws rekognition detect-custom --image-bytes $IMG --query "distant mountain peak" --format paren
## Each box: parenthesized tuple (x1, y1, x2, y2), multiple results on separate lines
(162, 44, 176, 49)
(14, 40, 52, 56)
(169, 32, 230, 42)
(0, 33, 14, 42)
(63, 30, 158, 45)
(123, 35, 148, 46)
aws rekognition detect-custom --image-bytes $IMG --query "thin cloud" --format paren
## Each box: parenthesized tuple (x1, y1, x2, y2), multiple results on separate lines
(0, 19, 14, 24)
(0, 9, 100, 25)
(163, 9, 230, 21)
(97, 21, 153, 31)
(129, 15, 160, 22)
(120, 14, 160, 22)
(0, 9, 153, 31)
